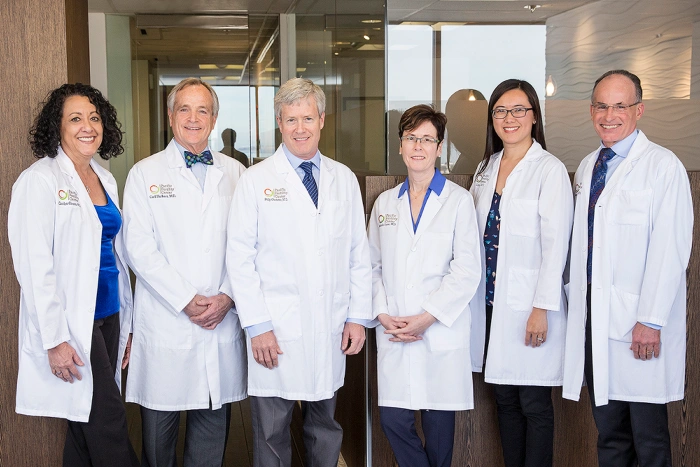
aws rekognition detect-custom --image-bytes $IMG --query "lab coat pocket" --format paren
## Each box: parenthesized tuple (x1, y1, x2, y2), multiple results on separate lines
(23, 319, 48, 356)
(609, 285, 639, 342)
(425, 318, 467, 352)
(506, 268, 539, 312)
(507, 199, 539, 237)
(613, 189, 651, 225)
(332, 292, 350, 335)
(265, 296, 303, 342)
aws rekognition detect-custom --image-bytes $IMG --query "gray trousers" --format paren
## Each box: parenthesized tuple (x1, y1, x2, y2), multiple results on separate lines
(140, 404, 231, 467)
(250, 394, 343, 467)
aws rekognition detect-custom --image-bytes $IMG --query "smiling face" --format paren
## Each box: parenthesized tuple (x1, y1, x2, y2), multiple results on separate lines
(591, 74, 644, 148)
(168, 84, 217, 153)
(400, 120, 443, 177)
(60, 95, 103, 162)
(276, 97, 325, 160)
(492, 89, 536, 153)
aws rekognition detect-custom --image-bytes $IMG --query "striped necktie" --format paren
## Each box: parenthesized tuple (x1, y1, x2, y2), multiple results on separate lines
(587, 147, 615, 283)
(300, 161, 318, 207)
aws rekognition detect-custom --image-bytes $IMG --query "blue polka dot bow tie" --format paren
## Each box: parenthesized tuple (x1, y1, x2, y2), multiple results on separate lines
(184, 150, 214, 168)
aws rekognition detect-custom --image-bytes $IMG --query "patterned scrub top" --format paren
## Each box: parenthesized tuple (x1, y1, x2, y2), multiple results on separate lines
(484, 191, 501, 306)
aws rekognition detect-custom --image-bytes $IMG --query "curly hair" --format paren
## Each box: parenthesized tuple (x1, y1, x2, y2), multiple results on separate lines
(29, 83, 124, 160)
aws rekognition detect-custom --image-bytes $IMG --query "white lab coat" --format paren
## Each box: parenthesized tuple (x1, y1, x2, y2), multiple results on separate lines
(226, 146, 372, 401)
(562, 131, 693, 406)
(8, 148, 133, 422)
(470, 141, 573, 386)
(122, 140, 247, 410)
(368, 179, 482, 410)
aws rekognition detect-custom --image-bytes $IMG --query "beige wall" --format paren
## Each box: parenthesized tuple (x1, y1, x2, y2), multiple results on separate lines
(545, 0, 700, 170)
(0, 0, 89, 465)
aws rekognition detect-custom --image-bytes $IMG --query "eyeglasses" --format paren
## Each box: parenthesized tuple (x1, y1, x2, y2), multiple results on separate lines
(491, 107, 533, 119)
(400, 135, 441, 145)
(592, 102, 640, 113)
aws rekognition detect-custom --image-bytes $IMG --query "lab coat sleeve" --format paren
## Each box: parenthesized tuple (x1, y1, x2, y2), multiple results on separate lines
(533, 162, 574, 311)
(8, 171, 71, 349)
(368, 197, 389, 319)
(122, 165, 198, 315)
(637, 159, 693, 326)
(347, 176, 373, 321)
(226, 172, 270, 328)
(217, 162, 246, 308)
(422, 191, 483, 327)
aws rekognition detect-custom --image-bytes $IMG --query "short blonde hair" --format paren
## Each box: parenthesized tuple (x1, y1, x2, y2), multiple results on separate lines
(167, 78, 220, 116)
(274, 78, 326, 118)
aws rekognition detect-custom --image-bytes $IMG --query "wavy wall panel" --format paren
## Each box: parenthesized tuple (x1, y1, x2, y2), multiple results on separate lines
(545, 0, 700, 169)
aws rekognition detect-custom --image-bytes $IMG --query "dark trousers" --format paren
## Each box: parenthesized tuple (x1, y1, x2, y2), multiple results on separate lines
(585, 285, 672, 467)
(140, 403, 231, 467)
(492, 385, 553, 467)
(380, 406, 455, 467)
(63, 313, 139, 467)
(250, 394, 343, 467)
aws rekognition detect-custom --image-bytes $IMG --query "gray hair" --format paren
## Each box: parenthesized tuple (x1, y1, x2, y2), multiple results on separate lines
(274, 78, 326, 119)
(591, 70, 643, 103)
(167, 78, 220, 116)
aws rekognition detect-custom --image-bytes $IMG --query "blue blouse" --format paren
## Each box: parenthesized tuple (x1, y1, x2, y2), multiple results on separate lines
(94, 194, 121, 320)
(484, 191, 501, 306)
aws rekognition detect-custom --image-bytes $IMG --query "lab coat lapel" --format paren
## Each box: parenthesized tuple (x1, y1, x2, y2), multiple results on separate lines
(413, 189, 444, 241)
(272, 146, 317, 209)
(202, 155, 224, 211)
(598, 132, 648, 202)
(56, 148, 99, 223)
(318, 155, 335, 211)
(398, 190, 414, 237)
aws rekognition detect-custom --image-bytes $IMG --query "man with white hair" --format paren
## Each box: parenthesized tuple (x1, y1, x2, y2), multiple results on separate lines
(123, 78, 247, 466)
(227, 78, 372, 467)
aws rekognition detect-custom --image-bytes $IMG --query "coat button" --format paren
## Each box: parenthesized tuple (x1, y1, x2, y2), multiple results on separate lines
(317, 250, 323, 256)
(205, 287, 211, 293)
(407, 284, 413, 289)
(318, 290, 324, 296)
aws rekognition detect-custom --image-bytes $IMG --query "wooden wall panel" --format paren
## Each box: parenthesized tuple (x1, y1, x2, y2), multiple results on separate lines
(65, 0, 90, 84)
(361, 173, 700, 467)
(0, 0, 87, 465)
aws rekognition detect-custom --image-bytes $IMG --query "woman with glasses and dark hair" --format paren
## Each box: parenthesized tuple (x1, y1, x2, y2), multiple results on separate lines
(8, 83, 138, 466)
(367, 104, 482, 467)
(469, 79, 573, 467)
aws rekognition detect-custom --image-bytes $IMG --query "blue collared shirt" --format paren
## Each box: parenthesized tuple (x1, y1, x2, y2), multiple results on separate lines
(399, 168, 446, 232)
(173, 139, 210, 191)
(247, 145, 367, 337)
(600, 129, 638, 183)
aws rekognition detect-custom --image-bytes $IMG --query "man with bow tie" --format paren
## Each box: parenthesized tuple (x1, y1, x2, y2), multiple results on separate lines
(122, 78, 247, 466)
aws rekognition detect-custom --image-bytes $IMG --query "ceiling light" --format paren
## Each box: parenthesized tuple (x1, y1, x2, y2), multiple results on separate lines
(524, 5, 541, 13)
(361, 19, 382, 24)
(468, 90, 476, 101)
(199, 64, 217, 69)
(363, 35, 370, 41)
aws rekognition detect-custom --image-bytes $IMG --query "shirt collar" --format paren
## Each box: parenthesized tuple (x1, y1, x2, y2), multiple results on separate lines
(173, 139, 211, 160)
(602, 129, 638, 159)
(282, 143, 321, 170)
(398, 168, 446, 198)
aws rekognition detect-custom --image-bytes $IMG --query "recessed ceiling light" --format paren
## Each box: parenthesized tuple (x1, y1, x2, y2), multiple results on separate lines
(361, 19, 382, 24)
(363, 35, 370, 40)
(524, 4, 541, 13)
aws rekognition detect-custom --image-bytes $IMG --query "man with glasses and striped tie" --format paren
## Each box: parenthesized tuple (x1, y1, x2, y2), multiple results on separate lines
(563, 70, 693, 467)
(226, 78, 372, 467)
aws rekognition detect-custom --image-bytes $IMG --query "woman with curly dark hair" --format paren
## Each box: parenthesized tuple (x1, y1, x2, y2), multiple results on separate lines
(8, 83, 138, 466)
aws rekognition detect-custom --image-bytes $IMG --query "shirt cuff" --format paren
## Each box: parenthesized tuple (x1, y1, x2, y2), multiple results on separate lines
(246, 321, 274, 338)
(640, 321, 662, 330)
(346, 318, 370, 327)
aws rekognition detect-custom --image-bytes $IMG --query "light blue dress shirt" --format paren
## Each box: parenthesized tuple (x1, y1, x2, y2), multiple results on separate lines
(173, 139, 209, 191)
(247, 145, 368, 338)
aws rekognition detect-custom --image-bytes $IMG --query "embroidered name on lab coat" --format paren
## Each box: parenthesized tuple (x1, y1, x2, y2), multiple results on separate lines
(57, 189, 80, 207)
(263, 187, 288, 202)
(148, 184, 177, 199)
(378, 213, 398, 227)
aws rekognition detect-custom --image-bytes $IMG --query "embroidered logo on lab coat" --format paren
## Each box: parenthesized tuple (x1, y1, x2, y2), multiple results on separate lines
(263, 187, 288, 202)
(378, 213, 398, 227)
(57, 189, 80, 207)
(148, 184, 177, 199)
(473, 173, 490, 187)
(574, 182, 583, 197)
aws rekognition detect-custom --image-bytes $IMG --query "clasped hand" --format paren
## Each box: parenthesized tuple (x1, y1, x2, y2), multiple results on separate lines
(379, 312, 436, 343)
(185, 293, 234, 330)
